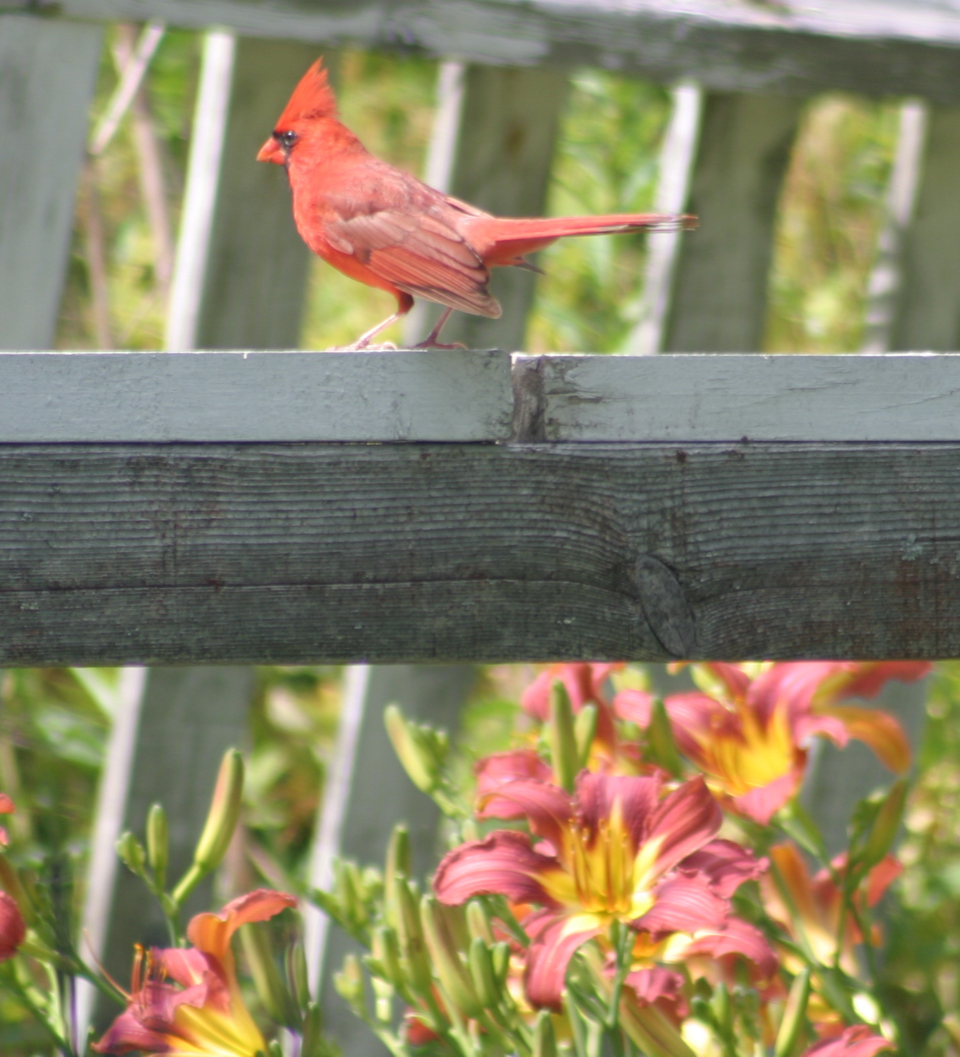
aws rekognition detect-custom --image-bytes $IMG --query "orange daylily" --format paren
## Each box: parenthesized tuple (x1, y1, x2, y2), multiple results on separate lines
(94, 888, 297, 1056)
(761, 843, 902, 977)
(616, 662, 925, 824)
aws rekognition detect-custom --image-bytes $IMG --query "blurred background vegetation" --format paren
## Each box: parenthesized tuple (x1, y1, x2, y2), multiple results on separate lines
(58, 30, 900, 354)
(12, 22, 957, 1057)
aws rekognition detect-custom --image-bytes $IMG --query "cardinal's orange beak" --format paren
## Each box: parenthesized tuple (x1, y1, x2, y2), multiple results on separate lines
(257, 136, 284, 164)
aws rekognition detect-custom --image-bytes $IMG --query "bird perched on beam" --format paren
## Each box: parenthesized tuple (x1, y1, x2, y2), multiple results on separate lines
(258, 59, 696, 349)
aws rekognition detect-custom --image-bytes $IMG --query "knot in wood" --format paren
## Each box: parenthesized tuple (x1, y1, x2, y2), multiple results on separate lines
(634, 555, 696, 658)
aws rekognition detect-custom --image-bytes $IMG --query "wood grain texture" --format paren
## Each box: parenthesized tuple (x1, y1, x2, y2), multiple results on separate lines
(663, 92, 802, 352)
(523, 353, 960, 442)
(0, 350, 513, 441)
(2, 441, 958, 664)
(42, 1, 960, 102)
(0, 15, 103, 349)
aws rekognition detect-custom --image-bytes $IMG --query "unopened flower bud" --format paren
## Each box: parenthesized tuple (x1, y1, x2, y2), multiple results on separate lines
(372, 974, 394, 1022)
(461, 819, 480, 843)
(646, 698, 683, 777)
(287, 942, 311, 1015)
(774, 968, 811, 1057)
(862, 778, 907, 868)
(372, 925, 405, 989)
(549, 681, 579, 793)
(384, 705, 447, 795)
(385, 824, 411, 928)
(334, 953, 366, 1014)
(396, 879, 432, 995)
(421, 895, 482, 1018)
(468, 937, 501, 1010)
(193, 748, 244, 873)
(116, 830, 147, 877)
(533, 1009, 557, 1057)
(146, 803, 168, 891)
(0, 890, 26, 962)
(300, 1002, 325, 1057)
(574, 704, 598, 769)
(241, 921, 299, 1026)
(466, 900, 494, 945)
(491, 941, 510, 987)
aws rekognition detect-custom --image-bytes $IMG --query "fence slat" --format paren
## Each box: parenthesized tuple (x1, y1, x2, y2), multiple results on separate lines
(0, 15, 102, 349)
(82, 667, 255, 1033)
(304, 665, 477, 1057)
(404, 63, 569, 350)
(889, 105, 960, 350)
(662, 92, 803, 352)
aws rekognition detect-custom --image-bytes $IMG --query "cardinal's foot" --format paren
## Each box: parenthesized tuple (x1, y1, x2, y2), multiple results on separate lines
(411, 339, 467, 350)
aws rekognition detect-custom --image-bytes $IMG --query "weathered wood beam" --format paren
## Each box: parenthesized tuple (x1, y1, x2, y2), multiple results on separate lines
(0, 15, 102, 349)
(37, 0, 960, 103)
(1, 438, 958, 664)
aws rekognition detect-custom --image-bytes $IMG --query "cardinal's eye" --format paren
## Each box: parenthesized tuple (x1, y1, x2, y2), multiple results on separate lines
(275, 129, 299, 151)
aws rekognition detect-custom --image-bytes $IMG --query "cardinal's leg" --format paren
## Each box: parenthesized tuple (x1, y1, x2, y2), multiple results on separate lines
(412, 307, 466, 350)
(336, 310, 405, 351)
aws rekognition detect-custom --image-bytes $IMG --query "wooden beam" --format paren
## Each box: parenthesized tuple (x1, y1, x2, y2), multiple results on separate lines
(662, 92, 803, 352)
(0, 350, 513, 442)
(5, 351, 960, 443)
(406, 63, 569, 350)
(0, 15, 102, 349)
(2, 439, 958, 664)
(42, 0, 960, 104)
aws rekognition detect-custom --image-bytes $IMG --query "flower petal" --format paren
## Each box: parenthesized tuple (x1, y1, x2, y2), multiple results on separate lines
(635, 875, 728, 934)
(678, 917, 778, 979)
(678, 839, 767, 898)
(816, 704, 911, 774)
(576, 771, 661, 850)
(91, 1009, 171, 1054)
(477, 779, 574, 851)
(865, 855, 903, 907)
(434, 830, 563, 907)
(0, 793, 14, 814)
(730, 770, 801, 825)
(802, 1025, 893, 1057)
(524, 910, 602, 1010)
(829, 662, 931, 702)
(475, 751, 554, 817)
(645, 777, 722, 877)
(186, 888, 297, 960)
(624, 966, 688, 1016)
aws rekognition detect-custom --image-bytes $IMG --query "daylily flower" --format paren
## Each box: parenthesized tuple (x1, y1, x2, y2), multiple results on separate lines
(615, 662, 923, 824)
(434, 772, 768, 1009)
(801, 1025, 892, 1057)
(0, 890, 26, 962)
(94, 888, 297, 1056)
(761, 843, 901, 977)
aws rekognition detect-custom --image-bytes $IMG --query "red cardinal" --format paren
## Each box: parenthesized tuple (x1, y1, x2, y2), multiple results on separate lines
(258, 59, 695, 349)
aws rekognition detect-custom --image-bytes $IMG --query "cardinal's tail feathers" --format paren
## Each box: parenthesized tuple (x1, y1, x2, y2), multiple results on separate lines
(485, 212, 697, 243)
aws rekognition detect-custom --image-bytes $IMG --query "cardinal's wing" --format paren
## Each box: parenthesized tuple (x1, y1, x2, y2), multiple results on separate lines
(324, 208, 502, 318)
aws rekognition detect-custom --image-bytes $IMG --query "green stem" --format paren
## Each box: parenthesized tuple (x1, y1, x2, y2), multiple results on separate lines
(606, 923, 633, 1029)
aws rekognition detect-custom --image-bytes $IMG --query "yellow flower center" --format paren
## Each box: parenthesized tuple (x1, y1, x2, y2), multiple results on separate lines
(698, 700, 795, 796)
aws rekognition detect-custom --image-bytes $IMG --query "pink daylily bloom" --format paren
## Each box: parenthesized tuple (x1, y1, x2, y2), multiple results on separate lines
(802, 1025, 893, 1057)
(0, 890, 26, 962)
(616, 662, 920, 824)
(435, 772, 767, 1009)
(94, 888, 297, 1056)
